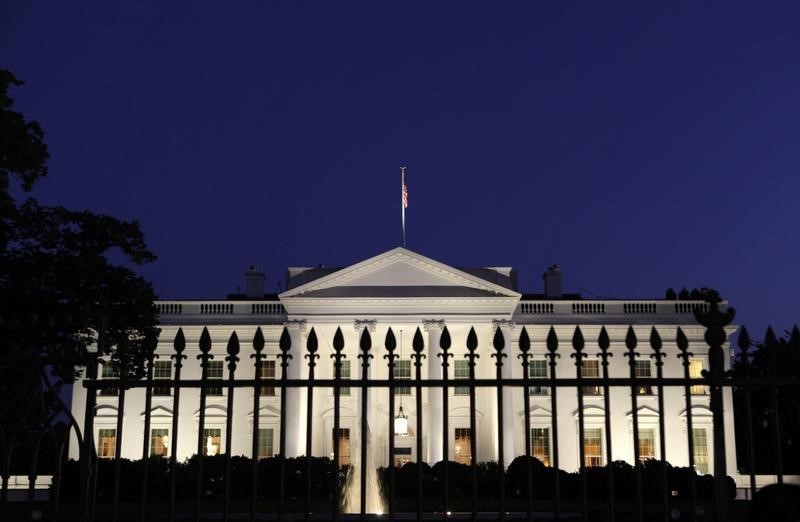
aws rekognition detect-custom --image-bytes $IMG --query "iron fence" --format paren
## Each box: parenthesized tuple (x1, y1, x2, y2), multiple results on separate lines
(1, 302, 799, 521)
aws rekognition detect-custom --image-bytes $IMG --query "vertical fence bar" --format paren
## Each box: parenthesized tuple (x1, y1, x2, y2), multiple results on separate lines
(358, 327, 373, 521)
(277, 327, 292, 522)
(466, 328, 480, 522)
(80, 317, 103, 522)
(223, 332, 240, 522)
(624, 327, 644, 522)
(411, 328, 425, 522)
(597, 327, 615, 522)
(331, 327, 345, 521)
(304, 328, 319, 522)
(677, 327, 698, 522)
(250, 328, 265, 522)
(650, 328, 669, 522)
(737, 327, 757, 497)
(384, 328, 397, 522)
(517, 328, 533, 522)
(544, 327, 561, 520)
(138, 345, 156, 522)
(765, 327, 784, 484)
(572, 327, 588, 522)
(194, 327, 212, 522)
(492, 327, 507, 521)
(110, 345, 128, 522)
(439, 326, 452, 520)
(169, 328, 186, 522)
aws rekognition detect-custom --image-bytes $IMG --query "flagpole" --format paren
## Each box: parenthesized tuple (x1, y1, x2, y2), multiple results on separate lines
(401, 166, 406, 248)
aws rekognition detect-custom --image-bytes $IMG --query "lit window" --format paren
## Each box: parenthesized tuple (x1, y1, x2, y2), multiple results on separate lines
(257, 428, 274, 459)
(634, 361, 652, 395)
(689, 360, 706, 395)
(692, 428, 709, 474)
(638, 428, 655, 462)
(529, 360, 549, 395)
(581, 360, 602, 396)
(258, 360, 275, 396)
(454, 360, 469, 395)
(583, 428, 603, 467)
(333, 428, 350, 466)
(153, 360, 172, 396)
(203, 428, 222, 456)
(394, 360, 411, 395)
(531, 427, 550, 466)
(150, 428, 169, 457)
(98, 429, 116, 458)
(100, 363, 119, 396)
(207, 361, 223, 396)
(454, 428, 472, 464)
(335, 360, 350, 396)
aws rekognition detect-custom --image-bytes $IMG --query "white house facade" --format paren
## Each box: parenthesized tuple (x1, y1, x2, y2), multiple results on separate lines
(69, 247, 741, 484)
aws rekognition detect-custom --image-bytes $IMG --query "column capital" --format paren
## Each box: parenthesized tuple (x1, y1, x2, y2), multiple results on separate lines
(422, 319, 446, 332)
(492, 319, 516, 331)
(284, 319, 307, 333)
(354, 319, 377, 333)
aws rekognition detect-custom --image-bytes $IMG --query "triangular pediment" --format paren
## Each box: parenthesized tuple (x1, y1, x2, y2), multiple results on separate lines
(279, 248, 520, 299)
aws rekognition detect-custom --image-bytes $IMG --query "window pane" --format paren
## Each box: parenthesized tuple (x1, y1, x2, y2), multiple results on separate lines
(581, 360, 602, 396)
(100, 363, 119, 396)
(333, 428, 350, 466)
(689, 360, 706, 395)
(692, 428, 709, 474)
(98, 429, 116, 458)
(454, 360, 469, 395)
(635, 361, 652, 395)
(207, 361, 223, 395)
(454, 428, 472, 465)
(259, 360, 276, 396)
(203, 428, 222, 456)
(336, 360, 350, 396)
(531, 427, 550, 466)
(583, 428, 602, 467)
(153, 360, 172, 396)
(529, 360, 549, 395)
(257, 428, 274, 459)
(150, 428, 169, 457)
(638, 428, 655, 462)
(394, 360, 411, 395)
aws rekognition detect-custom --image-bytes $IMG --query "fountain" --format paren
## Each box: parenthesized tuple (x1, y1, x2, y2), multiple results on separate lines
(342, 422, 386, 514)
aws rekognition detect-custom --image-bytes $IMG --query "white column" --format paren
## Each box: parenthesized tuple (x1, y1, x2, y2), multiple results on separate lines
(284, 320, 307, 457)
(495, 320, 517, 468)
(423, 319, 445, 464)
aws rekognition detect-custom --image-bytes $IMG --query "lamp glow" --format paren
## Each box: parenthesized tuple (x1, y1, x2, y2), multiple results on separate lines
(393, 405, 408, 436)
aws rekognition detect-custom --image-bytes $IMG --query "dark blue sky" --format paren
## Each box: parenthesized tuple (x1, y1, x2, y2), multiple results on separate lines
(3, 2, 799, 340)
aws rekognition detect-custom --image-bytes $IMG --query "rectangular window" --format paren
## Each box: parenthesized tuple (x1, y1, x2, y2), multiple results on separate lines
(258, 360, 276, 396)
(335, 360, 350, 396)
(207, 361, 223, 395)
(531, 427, 550, 466)
(583, 428, 603, 467)
(394, 360, 411, 395)
(203, 428, 222, 456)
(529, 360, 549, 395)
(150, 428, 169, 457)
(333, 428, 350, 466)
(100, 363, 119, 396)
(634, 360, 652, 395)
(638, 428, 655, 462)
(98, 429, 116, 458)
(454, 360, 469, 395)
(689, 360, 706, 395)
(454, 428, 472, 465)
(153, 360, 172, 396)
(581, 360, 602, 396)
(257, 428, 274, 459)
(692, 428, 709, 474)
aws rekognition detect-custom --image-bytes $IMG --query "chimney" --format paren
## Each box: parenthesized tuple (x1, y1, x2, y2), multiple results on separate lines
(543, 264, 563, 298)
(244, 265, 265, 298)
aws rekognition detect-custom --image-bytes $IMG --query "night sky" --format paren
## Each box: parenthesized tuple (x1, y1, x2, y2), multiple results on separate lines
(3, 3, 799, 341)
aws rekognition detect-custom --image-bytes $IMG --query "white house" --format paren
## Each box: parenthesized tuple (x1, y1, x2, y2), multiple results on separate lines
(69, 247, 740, 485)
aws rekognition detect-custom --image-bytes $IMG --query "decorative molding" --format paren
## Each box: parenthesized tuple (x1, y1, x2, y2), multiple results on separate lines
(284, 319, 307, 333)
(422, 319, 446, 332)
(354, 319, 377, 333)
(492, 319, 516, 331)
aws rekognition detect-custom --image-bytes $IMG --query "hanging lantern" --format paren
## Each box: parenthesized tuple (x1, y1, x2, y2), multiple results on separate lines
(394, 405, 408, 436)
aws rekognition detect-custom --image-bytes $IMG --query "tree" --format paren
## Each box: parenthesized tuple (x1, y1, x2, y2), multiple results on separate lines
(0, 69, 160, 477)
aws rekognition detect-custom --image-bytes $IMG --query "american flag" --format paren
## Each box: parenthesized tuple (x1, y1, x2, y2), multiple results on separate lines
(402, 181, 409, 208)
